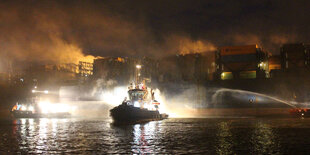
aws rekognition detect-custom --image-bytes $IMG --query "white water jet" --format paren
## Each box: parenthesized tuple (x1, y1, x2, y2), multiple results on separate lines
(211, 88, 296, 108)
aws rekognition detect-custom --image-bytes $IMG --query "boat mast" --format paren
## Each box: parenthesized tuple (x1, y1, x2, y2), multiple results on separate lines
(135, 64, 141, 86)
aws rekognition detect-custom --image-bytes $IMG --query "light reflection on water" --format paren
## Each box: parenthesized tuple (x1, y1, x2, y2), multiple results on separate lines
(0, 118, 309, 154)
(216, 122, 233, 155)
(251, 122, 280, 154)
(132, 121, 158, 154)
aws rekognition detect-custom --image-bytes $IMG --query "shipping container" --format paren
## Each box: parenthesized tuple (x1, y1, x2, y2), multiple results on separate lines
(221, 72, 233, 80)
(280, 43, 310, 69)
(93, 57, 139, 85)
(216, 44, 269, 80)
(268, 55, 281, 71)
(221, 54, 257, 63)
(159, 52, 216, 82)
(222, 62, 257, 72)
(239, 71, 256, 79)
(220, 71, 257, 80)
(220, 45, 258, 56)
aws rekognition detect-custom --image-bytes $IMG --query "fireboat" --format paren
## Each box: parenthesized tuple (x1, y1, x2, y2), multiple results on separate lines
(110, 65, 168, 123)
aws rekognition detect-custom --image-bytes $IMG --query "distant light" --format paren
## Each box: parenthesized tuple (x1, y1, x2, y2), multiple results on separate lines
(28, 106, 34, 112)
(134, 101, 140, 108)
(38, 101, 50, 113)
(136, 65, 141, 69)
(34, 86, 37, 89)
(44, 90, 49, 94)
(259, 62, 264, 67)
(32, 90, 36, 93)
(221, 72, 225, 77)
(21, 106, 27, 111)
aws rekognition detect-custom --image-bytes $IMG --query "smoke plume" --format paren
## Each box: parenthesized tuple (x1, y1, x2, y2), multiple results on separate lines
(1, 0, 310, 71)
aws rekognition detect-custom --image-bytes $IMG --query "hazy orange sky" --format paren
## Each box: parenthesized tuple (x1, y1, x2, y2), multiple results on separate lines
(0, 0, 309, 69)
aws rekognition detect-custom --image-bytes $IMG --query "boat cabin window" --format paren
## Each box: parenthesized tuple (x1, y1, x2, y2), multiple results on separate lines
(128, 90, 146, 101)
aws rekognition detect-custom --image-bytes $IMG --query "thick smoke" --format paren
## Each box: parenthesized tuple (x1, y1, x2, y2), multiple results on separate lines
(0, 0, 174, 66)
(164, 35, 217, 55)
(0, 1, 95, 66)
(2, 0, 308, 71)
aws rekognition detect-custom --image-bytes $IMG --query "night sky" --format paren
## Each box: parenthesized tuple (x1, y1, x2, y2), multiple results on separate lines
(1, 0, 310, 67)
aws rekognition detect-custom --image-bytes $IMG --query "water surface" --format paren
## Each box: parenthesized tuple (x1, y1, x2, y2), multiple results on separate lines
(1, 117, 310, 154)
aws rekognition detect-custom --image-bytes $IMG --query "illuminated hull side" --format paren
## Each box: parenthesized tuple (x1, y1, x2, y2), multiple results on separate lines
(11, 111, 71, 118)
(110, 104, 168, 124)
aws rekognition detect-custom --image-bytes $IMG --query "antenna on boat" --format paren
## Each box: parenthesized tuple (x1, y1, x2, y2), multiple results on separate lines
(135, 64, 142, 85)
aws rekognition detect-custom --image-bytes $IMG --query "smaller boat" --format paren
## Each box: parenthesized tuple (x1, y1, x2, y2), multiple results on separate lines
(11, 90, 72, 118)
(11, 110, 70, 118)
(11, 101, 71, 118)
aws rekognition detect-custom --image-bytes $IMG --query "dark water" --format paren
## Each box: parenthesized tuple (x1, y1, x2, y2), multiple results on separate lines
(1, 117, 310, 154)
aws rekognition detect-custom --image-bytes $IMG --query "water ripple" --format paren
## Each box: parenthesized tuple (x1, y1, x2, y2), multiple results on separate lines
(0, 118, 310, 154)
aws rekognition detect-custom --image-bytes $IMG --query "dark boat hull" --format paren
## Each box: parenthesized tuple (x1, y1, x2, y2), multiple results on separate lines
(110, 105, 168, 123)
(11, 111, 71, 118)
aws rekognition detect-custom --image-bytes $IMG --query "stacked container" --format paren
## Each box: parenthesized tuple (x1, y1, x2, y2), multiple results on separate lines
(216, 45, 269, 80)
